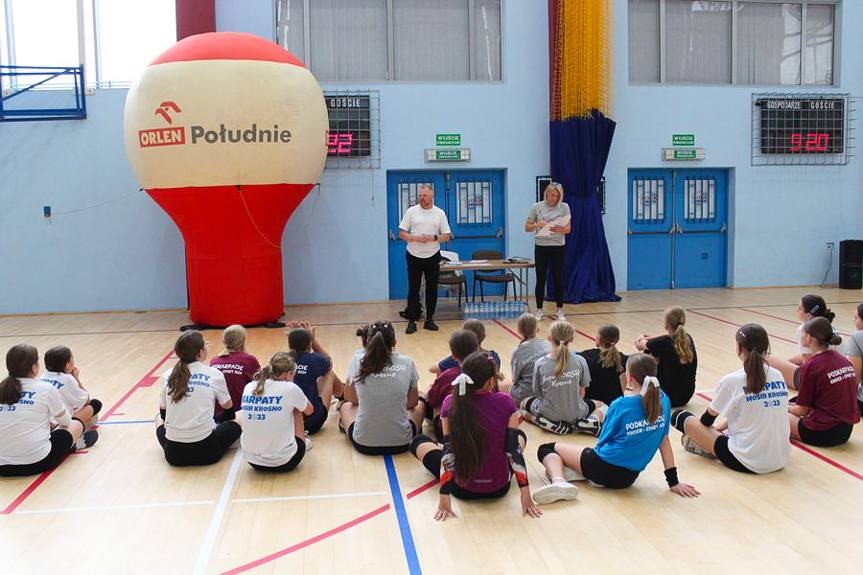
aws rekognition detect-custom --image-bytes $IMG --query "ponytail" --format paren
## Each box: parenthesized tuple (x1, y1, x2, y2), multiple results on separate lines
(665, 307, 693, 364)
(1, 344, 38, 405)
(355, 321, 396, 382)
(736, 324, 769, 394)
(549, 321, 575, 378)
(449, 351, 496, 483)
(252, 352, 297, 396)
(627, 353, 661, 423)
(597, 323, 623, 373)
(167, 331, 205, 403)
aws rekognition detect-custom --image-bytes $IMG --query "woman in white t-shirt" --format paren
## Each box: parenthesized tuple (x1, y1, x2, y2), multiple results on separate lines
(338, 320, 425, 455)
(240, 352, 313, 472)
(40, 346, 101, 428)
(671, 324, 790, 474)
(155, 331, 242, 467)
(766, 294, 836, 390)
(0, 344, 97, 477)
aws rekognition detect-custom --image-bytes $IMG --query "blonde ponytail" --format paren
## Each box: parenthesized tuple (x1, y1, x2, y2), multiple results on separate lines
(550, 321, 575, 377)
(597, 323, 623, 372)
(253, 352, 296, 396)
(665, 307, 693, 364)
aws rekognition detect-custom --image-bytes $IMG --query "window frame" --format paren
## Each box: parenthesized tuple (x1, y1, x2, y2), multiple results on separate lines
(273, 0, 503, 83)
(629, 0, 839, 87)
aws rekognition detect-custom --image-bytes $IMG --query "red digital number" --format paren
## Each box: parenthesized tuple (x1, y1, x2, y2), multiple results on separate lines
(326, 133, 339, 154)
(805, 133, 818, 151)
(816, 133, 829, 151)
(337, 133, 353, 154)
(790, 133, 802, 151)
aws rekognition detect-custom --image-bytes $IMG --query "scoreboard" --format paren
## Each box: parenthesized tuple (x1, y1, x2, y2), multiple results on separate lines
(324, 94, 371, 157)
(757, 96, 845, 155)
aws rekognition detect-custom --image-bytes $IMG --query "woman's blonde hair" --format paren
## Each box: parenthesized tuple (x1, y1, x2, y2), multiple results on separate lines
(665, 306, 694, 364)
(544, 182, 564, 204)
(219, 324, 247, 357)
(549, 320, 575, 377)
(252, 352, 296, 396)
(516, 313, 539, 341)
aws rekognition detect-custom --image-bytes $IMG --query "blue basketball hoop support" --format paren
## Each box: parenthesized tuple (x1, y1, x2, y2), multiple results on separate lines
(0, 65, 87, 122)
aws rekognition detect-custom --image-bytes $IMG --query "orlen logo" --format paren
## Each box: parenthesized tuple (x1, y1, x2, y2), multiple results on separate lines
(138, 101, 186, 148)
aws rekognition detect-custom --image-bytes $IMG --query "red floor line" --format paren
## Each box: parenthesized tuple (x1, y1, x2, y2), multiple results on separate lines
(575, 329, 594, 343)
(406, 479, 438, 499)
(101, 349, 174, 421)
(492, 319, 521, 339)
(1, 456, 68, 515)
(693, 392, 863, 482)
(688, 309, 796, 345)
(221, 504, 391, 575)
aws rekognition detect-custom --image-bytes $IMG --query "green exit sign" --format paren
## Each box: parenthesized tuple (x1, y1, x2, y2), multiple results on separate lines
(436, 133, 461, 146)
(673, 134, 695, 146)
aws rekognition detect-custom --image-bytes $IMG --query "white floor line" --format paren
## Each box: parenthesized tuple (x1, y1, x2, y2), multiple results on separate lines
(193, 448, 244, 575)
(232, 491, 388, 504)
(12, 499, 214, 515)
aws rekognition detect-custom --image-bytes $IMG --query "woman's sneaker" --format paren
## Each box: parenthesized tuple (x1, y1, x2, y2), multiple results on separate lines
(681, 435, 716, 459)
(533, 481, 579, 504)
(75, 429, 99, 451)
(534, 309, 544, 321)
(556, 310, 566, 321)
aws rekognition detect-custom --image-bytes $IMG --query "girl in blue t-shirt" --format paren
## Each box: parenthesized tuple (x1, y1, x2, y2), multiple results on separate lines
(287, 321, 344, 436)
(532, 353, 699, 504)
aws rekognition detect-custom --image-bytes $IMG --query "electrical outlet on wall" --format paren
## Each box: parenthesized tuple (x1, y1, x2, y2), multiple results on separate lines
(827, 242, 835, 249)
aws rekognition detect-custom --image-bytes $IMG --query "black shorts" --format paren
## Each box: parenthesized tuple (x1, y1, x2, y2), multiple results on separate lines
(713, 435, 755, 474)
(249, 437, 306, 473)
(348, 421, 416, 456)
(156, 421, 242, 467)
(797, 420, 853, 447)
(0, 429, 74, 477)
(580, 448, 640, 489)
(419, 446, 512, 500)
(304, 396, 329, 436)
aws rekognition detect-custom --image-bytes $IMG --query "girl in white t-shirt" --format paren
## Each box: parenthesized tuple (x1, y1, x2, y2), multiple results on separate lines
(240, 352, 313, 472)
(155, 331, 242, 467)
(0, 344, 97, 477)
(671, 324, 790, 474)
(766, 294, 836, 390)
(40, 346, 101, 429)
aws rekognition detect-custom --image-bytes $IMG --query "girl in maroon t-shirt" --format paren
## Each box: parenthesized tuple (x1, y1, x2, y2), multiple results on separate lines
(790, 317, 861, 447)
(409, 351, 542, 521)
(209, 325, 260, 414)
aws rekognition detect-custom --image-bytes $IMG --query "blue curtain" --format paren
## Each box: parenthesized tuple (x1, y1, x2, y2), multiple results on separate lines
(548, 109, 620, 303)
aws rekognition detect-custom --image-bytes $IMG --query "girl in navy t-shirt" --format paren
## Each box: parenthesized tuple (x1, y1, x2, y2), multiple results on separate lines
(287, 321, 344, 435)
(635, 306, 697, 407)
(410, 351, 542, 520)
(532, 353, 699, 504)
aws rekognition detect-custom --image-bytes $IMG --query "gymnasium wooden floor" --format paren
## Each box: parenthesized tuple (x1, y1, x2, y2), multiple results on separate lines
(2, 287, 862, 574)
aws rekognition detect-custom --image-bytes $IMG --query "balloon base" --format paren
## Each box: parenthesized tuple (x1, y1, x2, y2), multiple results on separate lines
(178, 320, 287, 332)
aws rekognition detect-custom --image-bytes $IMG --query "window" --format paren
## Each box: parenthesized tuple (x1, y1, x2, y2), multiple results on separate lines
(276, 0, 502, 82)
(628, 0, 836, 85)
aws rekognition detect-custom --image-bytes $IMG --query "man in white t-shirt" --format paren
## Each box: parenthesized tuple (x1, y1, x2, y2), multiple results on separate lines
(398, 184, 452, 334)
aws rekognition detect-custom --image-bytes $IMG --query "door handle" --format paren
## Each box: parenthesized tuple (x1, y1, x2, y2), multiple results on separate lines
(720, 222, 727, 233)
(496, 226, 503, 238)
(389, 230, 396, 241)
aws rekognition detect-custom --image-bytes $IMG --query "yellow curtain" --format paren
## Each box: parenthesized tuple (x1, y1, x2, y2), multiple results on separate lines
(550, 0, 613, 121)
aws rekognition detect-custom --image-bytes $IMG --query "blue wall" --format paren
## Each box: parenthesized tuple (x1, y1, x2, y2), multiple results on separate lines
(2, 1, 860, 315)
(606, 0, 862, 289)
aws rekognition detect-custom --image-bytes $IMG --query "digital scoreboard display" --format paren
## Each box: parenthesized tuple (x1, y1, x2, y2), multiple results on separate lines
(324, 94, 371, 157)
(757, 97, 845, 155)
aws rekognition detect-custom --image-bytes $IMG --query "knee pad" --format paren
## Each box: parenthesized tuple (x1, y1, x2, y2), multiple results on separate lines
(409, 434, 435, 457)
(537, 442, 557, 463)
(670, 409, 693, 433)
(89, 399, 102, 414)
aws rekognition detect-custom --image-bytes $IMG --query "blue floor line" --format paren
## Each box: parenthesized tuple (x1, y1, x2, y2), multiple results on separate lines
(383, 455, 422, 575)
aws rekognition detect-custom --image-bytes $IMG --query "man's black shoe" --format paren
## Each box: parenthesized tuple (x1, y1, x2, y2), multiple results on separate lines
(406, 321, 418, 334)
(423, 320, 439, 331)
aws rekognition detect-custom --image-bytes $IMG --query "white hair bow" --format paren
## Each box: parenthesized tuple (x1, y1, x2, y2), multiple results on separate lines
(641, 376, 660, 396)
(451, 373, 474, 396)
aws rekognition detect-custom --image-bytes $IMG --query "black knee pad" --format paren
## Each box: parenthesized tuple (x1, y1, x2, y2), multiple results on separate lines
(89, 399, 102, 414)
(671, 409, 693, 433)
(409, 434, 435, 457)
(537, 442, 557, 463)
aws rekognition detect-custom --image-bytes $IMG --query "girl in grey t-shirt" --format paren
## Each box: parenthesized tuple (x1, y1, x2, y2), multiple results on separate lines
(844, 303, 863, 412)
(508, 313, 552, 405)
(339, 321, 425, 455)
(520, 321, 607, 435)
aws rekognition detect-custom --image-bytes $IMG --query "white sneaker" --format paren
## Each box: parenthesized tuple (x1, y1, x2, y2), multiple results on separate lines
(304, 433, 313, 452)
(533, 481, 579, 504)
(534, 310, 544, 321)
(556, 309, 566, 321)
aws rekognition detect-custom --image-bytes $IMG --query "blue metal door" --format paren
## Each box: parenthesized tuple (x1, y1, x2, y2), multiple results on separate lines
(387, 170, 505, 300)
(627, 168, 728, 290)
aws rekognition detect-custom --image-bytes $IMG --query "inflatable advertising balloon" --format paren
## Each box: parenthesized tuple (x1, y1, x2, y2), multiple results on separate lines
(124, 32, 327, 326)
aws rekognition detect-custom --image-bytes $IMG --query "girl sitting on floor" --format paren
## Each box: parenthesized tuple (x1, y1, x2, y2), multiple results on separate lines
(239, 352, 313, 472)
(410, 351, 542, 520)
(209, 325, 260, 415)
(339, 320, 425, 455)
(155, 331, 241, 467)
(671, 324, 790, 474)
(507, 313, 551, 406)
(287, 321, 344, 436)
(520, 320, 603, 435)
(40, 346, 102, 429)
(843, 303, 863, 415)
(580, 323, 628, 408)
(429, 318, 501, 374)
(788, 317, 860, 447)
(532, 353, 699, 503)
(767, 294, 838, 390)
(635, 306, 697, 407)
